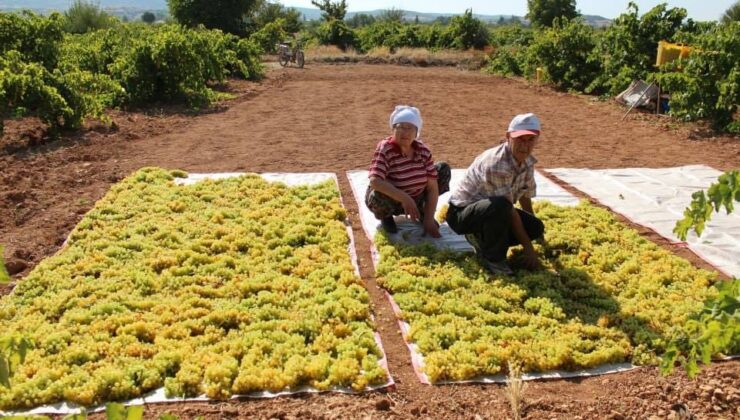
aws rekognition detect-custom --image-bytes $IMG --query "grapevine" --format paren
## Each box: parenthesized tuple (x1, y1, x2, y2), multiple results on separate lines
(674, 170, 740, 240)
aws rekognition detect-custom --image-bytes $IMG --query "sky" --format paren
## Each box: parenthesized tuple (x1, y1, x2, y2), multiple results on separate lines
(280, 0, 736, 21)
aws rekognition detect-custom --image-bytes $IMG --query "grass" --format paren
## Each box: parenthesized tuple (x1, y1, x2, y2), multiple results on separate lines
(504, 361, 528, 420)
(303, 45, 487, 68)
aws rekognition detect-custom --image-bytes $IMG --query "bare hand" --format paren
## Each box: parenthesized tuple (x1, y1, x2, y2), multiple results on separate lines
(522, 248, 542, 271)
(401, 195, 420, 221)
(422, 218, 441, 238)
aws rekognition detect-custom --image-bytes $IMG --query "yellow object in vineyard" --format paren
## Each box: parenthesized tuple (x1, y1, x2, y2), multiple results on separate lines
(656, 41, 692, 66)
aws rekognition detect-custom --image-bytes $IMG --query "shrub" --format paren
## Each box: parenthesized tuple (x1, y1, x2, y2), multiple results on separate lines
(523, 18, 599, 91)
(588, 2, 689, 96)
(233, 38, 264, 80)
(356, 21, 395, 52)
(441, 9, 489, 50)
(486, 47, 524, 77)
(59, 27, 127, 75)
(655, 22, 740, 132)
(489, 25, 534, 49)
(63, 0, 117, 34)
(0, 11, 65, 70)
(0, 246, 9, 283)
(1, 51, 74, 135)
(419, 23, 446, 50)
(315, 19, 357, 51)
(249, 18, 288, 54)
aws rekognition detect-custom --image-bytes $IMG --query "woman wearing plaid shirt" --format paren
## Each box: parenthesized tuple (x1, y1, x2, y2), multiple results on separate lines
(446, 113, 545, 275)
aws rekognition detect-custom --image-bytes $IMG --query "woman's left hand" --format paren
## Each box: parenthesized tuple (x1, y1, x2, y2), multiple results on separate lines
(423, 218, 441, 238)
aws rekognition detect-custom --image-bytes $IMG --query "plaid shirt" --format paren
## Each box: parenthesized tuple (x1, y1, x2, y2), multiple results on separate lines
(450, 142, 537, 207)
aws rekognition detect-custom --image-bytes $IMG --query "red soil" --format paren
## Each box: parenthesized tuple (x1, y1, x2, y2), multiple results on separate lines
(1, 63, 738, 419)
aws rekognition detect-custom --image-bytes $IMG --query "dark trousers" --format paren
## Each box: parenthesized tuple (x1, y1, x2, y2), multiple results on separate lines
(365, 162, 451, 220)
(446, 196, 544, 262)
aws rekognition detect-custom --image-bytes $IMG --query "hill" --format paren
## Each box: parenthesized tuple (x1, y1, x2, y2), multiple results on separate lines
(1, 1, 611, 27)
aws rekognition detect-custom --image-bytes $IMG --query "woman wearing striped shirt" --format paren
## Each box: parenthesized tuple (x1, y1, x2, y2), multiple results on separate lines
(365, 105, 450, 237)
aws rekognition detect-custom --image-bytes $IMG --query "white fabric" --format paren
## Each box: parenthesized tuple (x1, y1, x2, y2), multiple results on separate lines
(389, 105, 422, 137)
(344, 168, 629, 384)
(347, 169, 579, 260)
(386, 292, 636, 384)
(4, 172, 392, 416)
(615, 80, 658, 107)
(174, 172, 336, 186)
(4, 367, 394, 416)
(547, 165, 740, 278)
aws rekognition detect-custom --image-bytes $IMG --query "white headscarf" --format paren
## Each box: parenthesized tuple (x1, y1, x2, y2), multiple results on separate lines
(389, 105, 422, 138)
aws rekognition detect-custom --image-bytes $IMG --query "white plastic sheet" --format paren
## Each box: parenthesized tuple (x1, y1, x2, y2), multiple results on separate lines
(3, 172, 393, 416)
(347, 169, 580, 262)
(348, 169, 636, 384)
(547, 165, 740, 278)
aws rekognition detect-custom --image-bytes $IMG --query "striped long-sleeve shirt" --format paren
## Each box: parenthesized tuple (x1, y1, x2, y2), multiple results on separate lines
(368, 137, 438, 199)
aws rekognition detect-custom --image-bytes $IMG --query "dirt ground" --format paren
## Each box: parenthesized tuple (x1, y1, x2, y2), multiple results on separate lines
(1, 63, 738, 419)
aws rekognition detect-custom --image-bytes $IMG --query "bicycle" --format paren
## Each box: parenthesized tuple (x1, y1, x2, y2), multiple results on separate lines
(277, 41, 305, 69)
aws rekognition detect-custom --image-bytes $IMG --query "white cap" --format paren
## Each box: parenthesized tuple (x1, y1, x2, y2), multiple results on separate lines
(507, 113, 541, 137)
(389, 105, 422, 138)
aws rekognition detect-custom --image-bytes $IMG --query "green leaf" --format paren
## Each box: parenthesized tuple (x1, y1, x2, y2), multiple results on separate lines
(659, 348, 677, 375)
(106, 403, 127, 420)
(685, 356, 699, 378)
(158, 415, 180, 420)
(63, 413, 88, 420)
(105, 403, 144, 420)
(125, 406, 144, 420)
(0, 357, 10, 388)
(0, 245, 9, 284)
(674, 171, 740, 240)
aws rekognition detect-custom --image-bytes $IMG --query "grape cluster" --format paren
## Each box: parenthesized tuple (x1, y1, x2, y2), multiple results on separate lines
(0, 168, 387, 410)
(376, 200, 718, 382)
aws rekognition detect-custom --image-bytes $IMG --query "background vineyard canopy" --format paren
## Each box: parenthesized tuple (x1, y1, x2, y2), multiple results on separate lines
(1, 0, 738, 138)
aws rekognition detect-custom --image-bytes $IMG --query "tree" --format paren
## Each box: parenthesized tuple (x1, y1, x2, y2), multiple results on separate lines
(315, 18, 356, 50)
(526, 0, 579, 28)
(141, 11, 156, 23)
(442, 9, 489, 50)
(311, 0, 347, 21)
(347, 12, 375, 28)
(721, 0, 740, 24)
(379, 7, 404, 23)
(167, 0, 260, 36)
(63, 0, 115, 33)
(253, 2, 302, 33)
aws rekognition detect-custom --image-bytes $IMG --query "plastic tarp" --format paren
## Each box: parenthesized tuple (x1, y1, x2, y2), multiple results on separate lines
(347, 169, 637, 383)
(347, 169, 580, 260)
(546, 165, 740, 278)
(3, 172, 393, 416)
(615, 80, 658, 107)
